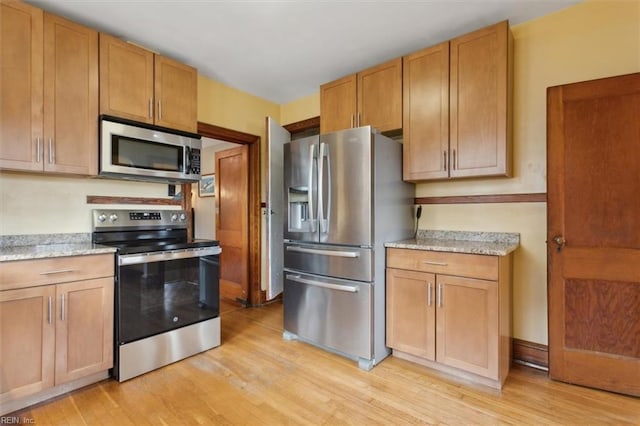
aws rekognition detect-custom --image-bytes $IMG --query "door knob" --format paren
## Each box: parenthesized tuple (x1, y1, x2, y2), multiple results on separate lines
(553, 235, 566, 252)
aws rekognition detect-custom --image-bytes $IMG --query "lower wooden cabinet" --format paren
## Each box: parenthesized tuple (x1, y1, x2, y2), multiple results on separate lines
(0, 254, 114, 412)
(386, 248, 511, 389)
(0, 286, 56, 401)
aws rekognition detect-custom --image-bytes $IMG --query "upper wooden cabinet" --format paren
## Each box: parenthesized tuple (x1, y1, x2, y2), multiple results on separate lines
(99, 33, 198, 133)
(0, 1, 98, 176)
(403, 21, 513, 182)
(402, 42, 450, 181)
(320, 58, 402, 134)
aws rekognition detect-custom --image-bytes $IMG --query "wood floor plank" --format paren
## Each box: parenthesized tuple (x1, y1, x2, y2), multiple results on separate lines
(10, 301, 640, 425)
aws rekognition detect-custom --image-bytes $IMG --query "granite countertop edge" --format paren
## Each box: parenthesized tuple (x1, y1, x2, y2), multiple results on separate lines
(385, 230, 520, 256)
(0, 233, 117, 262)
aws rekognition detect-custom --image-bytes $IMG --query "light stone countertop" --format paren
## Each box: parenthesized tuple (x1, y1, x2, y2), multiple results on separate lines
(0, 233, 116, 262)
(385, 230, 520, 256)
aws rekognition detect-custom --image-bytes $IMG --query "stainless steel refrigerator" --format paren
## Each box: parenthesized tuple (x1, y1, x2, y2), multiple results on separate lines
(282, 126, 414, 370)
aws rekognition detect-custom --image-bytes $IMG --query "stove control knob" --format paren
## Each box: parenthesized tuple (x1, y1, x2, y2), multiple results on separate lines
(109, 214, 118, 223)
(97, 214, 107, 223)
(171, 213, 179, 222)
(179, 213, 187, 221)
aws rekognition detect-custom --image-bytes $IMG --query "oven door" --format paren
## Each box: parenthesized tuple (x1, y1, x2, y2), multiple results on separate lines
(116, 248, 220, 345)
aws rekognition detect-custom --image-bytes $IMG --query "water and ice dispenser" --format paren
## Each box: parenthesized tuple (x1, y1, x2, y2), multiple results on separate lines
(288, 187, 312, 232)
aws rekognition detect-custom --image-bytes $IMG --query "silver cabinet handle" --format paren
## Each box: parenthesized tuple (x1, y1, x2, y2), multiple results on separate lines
(286, 246, 359, 258)
(427, 282, 433, 306)
(452, 149, 457, 170)
(149, 98, 153, 119)
(36, 137, 42, 163)
(39, 269, 75, 275)
(357, 112, 361, 127)
(437, 283, 443, 308)
(350, 114, 354, 128)
(422, 260, 448, 266)
(48, 138, 54, 164)
(443, 151, 447, 171)
(158, 100, 162, 120)
(48, 296, 53, 324)
(286, 274, 358, 293)
(60, 293, 66, 321)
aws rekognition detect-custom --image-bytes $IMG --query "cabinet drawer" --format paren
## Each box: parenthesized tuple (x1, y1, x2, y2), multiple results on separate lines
(0, 254, 114, 291)
(386, 248, 498, 281)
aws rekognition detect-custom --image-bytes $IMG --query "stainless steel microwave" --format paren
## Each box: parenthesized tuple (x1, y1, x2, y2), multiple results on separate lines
(99, 116, 201, 183)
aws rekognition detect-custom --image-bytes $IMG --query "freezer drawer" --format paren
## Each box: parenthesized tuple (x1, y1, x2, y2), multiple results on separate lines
(284, 242, 373, 282)
(283, 271, 372, 360)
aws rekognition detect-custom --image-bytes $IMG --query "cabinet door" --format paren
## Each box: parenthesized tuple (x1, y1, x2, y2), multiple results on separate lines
(0, 285, 55, 403)
(99, 33, 154, 125)
(320, 74, 357, 134)
(386, 268, 435, 360)
(0, 0, 43, 172)
(55, 278, 114, 385)
(436, 275, 499, 379)
(43, 13, 98, 175)
(154, 55, 198, 133)
(450, 21, 511, 178)
(357, 57, 402, 133)
(402, 42, 449, 181)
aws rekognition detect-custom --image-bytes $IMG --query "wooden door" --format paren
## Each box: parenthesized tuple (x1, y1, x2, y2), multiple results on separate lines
(43, 13, 98, 175)
(402, 42, 450, 181)
(154, 55, 197, 133)
(358, 58, 402, 133)
(0, 285, 55, 403)
(55, 278, 113, 385)
(216, 146, 249, 304)
(386, 268, 435, 361)
(450, 20, 511, 178)
(99, 33, 154, 125)
(436, 275, 499, 379)
(320, 74, 356, 134)
(547, 73, 640, 396)
(0, 0, 43, 172)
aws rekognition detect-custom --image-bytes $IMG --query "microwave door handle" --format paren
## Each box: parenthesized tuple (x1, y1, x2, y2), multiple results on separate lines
(185, 146, 192, 174)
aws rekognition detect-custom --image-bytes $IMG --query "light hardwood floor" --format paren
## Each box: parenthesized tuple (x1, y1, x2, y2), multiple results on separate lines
(10, 300, 640, 425)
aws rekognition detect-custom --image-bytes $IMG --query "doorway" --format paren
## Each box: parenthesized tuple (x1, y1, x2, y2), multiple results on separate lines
(195, 122, 261, 306)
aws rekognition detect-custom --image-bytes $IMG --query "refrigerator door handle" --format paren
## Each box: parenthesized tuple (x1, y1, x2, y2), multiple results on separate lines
(318, 142, 331, 234)
(308, 143, 317, 232)
(286, 246, 360, 258)
(286, 274, 359, 293)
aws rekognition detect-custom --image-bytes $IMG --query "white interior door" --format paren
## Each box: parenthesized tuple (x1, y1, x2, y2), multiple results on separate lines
(263, 117, 290, 300)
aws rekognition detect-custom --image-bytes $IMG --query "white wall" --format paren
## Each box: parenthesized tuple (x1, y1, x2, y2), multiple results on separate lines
(0, 171, 177, 235)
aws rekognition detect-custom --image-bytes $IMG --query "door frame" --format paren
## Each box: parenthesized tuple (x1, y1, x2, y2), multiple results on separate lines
(194, 122, 262, 306)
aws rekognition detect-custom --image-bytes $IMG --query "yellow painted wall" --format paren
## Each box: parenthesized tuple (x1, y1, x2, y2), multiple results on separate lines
(280, 92, 320, 125)
(197, 75, 280, 139)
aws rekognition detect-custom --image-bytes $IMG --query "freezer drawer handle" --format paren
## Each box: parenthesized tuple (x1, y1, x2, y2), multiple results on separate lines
(286, 246, 359, 258)
(286, 274, 358, 293)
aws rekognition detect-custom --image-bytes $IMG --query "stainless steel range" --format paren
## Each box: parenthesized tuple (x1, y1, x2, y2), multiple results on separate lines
(92, 209, 221, 381)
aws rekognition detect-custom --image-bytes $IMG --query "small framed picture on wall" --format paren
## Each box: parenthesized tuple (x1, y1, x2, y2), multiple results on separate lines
(199, 174, 215, 197)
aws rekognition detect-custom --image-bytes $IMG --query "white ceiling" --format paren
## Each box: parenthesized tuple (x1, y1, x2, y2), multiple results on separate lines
(29, 0, 580, 105)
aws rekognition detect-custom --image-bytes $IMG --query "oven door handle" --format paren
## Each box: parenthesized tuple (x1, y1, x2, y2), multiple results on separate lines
(119, 247, 222, 266)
